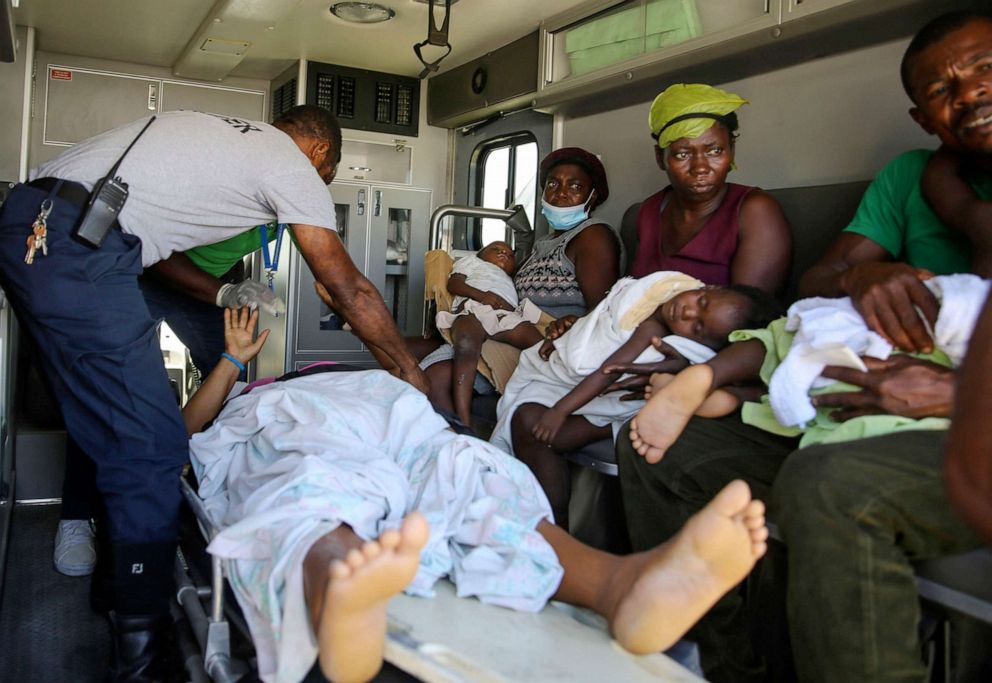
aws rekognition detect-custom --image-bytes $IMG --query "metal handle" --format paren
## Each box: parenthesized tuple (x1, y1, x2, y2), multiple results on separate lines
(147, 83, 158, 111)
(373, 190, 382, 217)
(357, 189, 366, 216)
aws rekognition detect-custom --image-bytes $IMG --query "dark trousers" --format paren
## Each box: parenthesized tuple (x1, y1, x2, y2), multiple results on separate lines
(774, 431, 983, 683)
(0, 183, 187, 614)
(617, 413, 798, 683)
(60, 253, 240, 522)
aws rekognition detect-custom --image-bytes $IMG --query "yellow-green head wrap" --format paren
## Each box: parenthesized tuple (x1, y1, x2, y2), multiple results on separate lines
(648, 83, 748, 149)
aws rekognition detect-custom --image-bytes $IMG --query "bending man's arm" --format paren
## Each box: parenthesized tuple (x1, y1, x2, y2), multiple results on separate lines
(293, 223, 428, 393)
(147, 251, 223, 305)
(944, 291, 992, 544)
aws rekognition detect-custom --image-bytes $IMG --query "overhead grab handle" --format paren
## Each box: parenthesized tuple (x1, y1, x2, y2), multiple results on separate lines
(414, 0, 453, 79)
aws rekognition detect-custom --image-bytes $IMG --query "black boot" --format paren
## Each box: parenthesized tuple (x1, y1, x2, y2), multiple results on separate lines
(106, 611, 183, 683)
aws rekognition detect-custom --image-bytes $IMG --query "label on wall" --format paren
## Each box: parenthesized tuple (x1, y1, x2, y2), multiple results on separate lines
(50, 69, 72, 81)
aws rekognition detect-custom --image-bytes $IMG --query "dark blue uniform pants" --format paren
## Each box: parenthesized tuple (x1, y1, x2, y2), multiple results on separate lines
(0, 183, 187, 614)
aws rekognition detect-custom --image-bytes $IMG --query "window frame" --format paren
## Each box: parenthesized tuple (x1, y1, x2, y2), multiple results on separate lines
(468, 131, 538, 249)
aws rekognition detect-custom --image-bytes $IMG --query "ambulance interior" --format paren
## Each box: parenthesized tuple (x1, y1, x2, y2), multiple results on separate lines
(0, 1, 991, 681)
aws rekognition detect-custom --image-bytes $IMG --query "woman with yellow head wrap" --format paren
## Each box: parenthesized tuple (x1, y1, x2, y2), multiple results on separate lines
(629, 83, 792, 302)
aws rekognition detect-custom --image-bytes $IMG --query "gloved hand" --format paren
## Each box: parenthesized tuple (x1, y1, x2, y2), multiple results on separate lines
(216, 280, 287, 317)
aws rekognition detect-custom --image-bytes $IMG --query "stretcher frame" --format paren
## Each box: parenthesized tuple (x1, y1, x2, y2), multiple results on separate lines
(174, 478, 707, 683)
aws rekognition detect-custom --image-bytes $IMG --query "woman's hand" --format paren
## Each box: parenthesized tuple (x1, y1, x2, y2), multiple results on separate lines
(477, 291, 514, 311)
(601, 338, 689, 397)
(545, 314, 579, 341)
(224, 307, 270, 366)
(532, 408, 567, 445)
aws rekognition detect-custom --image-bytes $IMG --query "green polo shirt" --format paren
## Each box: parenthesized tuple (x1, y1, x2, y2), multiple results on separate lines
(186, 223, 280, 278)
(844, 149, 989, 274)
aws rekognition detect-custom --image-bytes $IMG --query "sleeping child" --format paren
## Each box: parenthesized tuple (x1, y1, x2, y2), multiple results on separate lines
(628, 273, 990, 463)
(489, 270, 783, 526)
(436, 240, 545, 427)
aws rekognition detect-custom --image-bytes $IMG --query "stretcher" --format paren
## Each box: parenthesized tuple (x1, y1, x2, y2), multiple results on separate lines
(174, 476, 707, 683)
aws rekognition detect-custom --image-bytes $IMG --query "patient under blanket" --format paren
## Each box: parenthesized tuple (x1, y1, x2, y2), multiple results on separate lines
(190, 370, 562, 683)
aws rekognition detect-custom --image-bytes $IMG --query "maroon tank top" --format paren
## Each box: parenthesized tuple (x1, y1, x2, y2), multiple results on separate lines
(629, 183, 755, 285)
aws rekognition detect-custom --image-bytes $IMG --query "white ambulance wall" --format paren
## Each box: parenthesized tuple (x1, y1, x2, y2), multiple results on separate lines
(560, 37, 935, 230)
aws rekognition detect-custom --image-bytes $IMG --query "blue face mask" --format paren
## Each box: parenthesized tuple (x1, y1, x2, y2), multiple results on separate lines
(541, 191, 595, 231)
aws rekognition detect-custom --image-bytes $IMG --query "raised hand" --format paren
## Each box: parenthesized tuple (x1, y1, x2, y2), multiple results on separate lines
(224, 307, 270, 366)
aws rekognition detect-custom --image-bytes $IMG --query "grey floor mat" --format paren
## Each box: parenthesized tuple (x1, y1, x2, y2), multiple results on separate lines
(0, 503, 109, 682)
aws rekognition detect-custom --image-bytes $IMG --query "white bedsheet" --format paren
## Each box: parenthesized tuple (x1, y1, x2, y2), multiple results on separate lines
(190, 370, 561, 683)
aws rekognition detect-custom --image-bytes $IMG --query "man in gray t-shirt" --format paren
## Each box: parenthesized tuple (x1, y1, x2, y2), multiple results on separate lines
(0, 105, 426, 680)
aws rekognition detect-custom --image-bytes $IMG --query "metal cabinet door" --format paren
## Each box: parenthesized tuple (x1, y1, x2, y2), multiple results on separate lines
(43, 66, 157, 145)
(291, 183, 372, 362)
(370, 186, 432, 336)
(160, 81, 265, 120)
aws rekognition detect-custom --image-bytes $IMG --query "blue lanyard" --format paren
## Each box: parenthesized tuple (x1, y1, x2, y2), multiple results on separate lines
(259, 223, 287, 291)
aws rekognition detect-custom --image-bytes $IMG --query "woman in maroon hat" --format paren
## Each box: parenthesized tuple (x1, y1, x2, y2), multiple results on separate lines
(420, 147, 623, 429)
(513, 147, 623, 324)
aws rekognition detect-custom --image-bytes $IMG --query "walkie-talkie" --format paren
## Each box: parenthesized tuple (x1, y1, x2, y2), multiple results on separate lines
(74, 175, 128, 248)
(73, 116, 155, 248)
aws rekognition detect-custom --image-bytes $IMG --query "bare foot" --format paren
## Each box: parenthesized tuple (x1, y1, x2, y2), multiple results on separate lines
(316, 513, 430, 683)
(609, 480, 768, 654)
(630, 364, 714, 463)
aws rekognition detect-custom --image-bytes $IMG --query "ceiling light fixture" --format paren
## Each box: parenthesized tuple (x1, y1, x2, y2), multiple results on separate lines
(330, 2, 395, 24)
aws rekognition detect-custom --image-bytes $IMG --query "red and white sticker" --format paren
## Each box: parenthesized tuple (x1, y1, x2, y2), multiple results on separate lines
(50, 68, 72, 81)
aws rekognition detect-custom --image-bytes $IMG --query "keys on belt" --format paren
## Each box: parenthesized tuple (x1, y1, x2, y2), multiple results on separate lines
(24, 199, 52, 265)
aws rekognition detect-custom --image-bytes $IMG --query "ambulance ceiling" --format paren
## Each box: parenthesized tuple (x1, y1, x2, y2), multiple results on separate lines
(12, 0, 581, 81)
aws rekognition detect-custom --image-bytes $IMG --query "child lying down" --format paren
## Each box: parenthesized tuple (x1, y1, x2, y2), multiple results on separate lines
(489, 270, 782, 525)
(628, 273, 990, 461)
(186, 308, 770, 683)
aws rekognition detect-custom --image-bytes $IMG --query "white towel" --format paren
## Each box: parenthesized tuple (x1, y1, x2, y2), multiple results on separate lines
(490, 272, 714, 452)
(923, 273, 990, 366)
(767, 275, 991, 428)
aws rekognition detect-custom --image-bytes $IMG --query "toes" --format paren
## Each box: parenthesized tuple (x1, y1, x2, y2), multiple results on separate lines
(377, 528, 401, 551)
(345, 548, 365, 570)
(361, 540, 382, 561)
(709, 480, 752, 516)
(330, 559, 351, 580)
(752, 541, 768, 558)
(750, 526, 769, 543)
(744, 499, 766, 518)
(398, 512, 430, 552)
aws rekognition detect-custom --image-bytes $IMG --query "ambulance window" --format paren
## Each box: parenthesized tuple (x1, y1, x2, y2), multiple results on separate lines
(473, 134, 537, 247)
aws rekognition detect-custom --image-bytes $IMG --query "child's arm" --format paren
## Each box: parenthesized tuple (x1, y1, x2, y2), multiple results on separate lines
(922, 147, 992, 275)
(183, 308, 269, 436)
(447, 273, 514, 311)
(531, 319, 664, 444)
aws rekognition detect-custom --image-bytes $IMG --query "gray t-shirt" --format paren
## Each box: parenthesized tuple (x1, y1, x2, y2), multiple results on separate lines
(32, 110, 336, 266)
